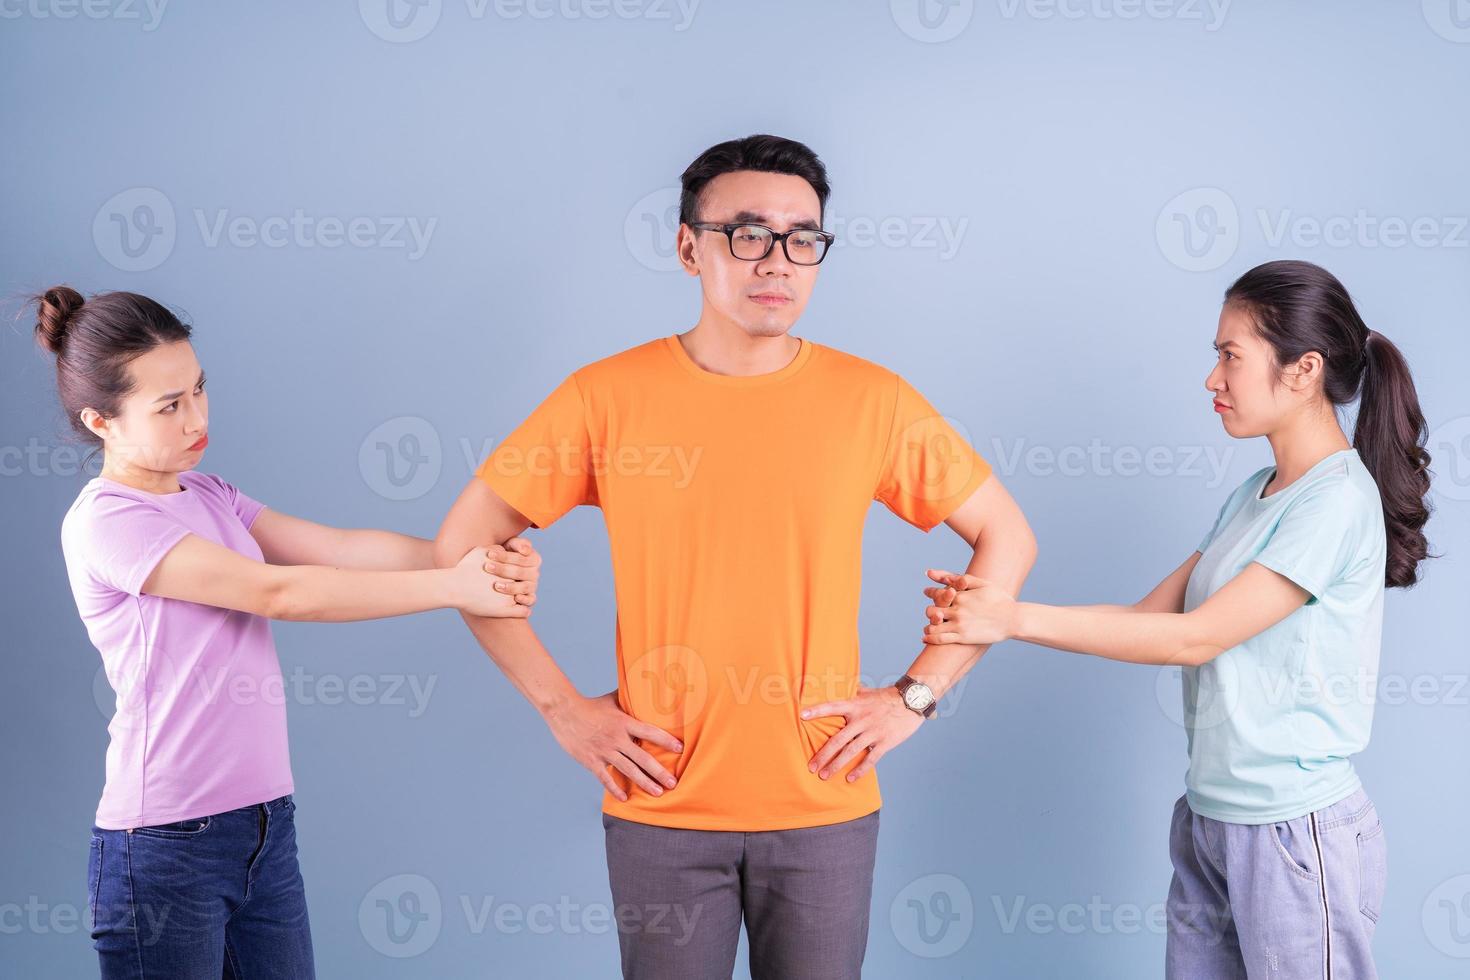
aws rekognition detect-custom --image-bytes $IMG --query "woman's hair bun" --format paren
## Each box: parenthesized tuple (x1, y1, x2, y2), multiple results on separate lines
(34, 285, 86, 355)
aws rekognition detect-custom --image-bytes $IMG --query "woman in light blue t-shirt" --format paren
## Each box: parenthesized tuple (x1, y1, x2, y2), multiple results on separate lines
(923, 260, 1434, 979)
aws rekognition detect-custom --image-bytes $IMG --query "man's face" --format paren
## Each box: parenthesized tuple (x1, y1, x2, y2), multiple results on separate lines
(676, 169, 824, 339)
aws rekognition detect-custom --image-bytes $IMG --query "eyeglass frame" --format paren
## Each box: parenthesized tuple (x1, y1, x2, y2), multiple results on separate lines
(687, 220, 837, 266)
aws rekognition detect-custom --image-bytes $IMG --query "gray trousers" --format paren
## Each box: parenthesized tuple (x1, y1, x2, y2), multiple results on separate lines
(1166, 787, 1387, 979)
(602, 809, 880, 980)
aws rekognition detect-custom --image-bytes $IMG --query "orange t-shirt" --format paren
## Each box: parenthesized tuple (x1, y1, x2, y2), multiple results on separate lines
(475, 334, 991, 831)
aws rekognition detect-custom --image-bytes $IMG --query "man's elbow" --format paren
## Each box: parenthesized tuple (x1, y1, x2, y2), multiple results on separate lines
(432, 529, 471, 570)
(991, 518, 1038, 585)
(433, 480, 533, 569)
(1015, 523, 1039, 575)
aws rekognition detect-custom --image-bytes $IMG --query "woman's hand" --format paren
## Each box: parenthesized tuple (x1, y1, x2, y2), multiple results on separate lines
(543, 691, 683, 802)
(484, 536, 541, 607)
(921, 568, 1018, 646)
(800, 685, 924, 783)
(451, 536, 540, 618)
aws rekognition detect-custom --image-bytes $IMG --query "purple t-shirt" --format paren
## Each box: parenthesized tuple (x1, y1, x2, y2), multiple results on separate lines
(60, 469, 294, 829)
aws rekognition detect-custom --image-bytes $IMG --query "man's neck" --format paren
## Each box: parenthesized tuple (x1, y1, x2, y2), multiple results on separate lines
(676, 319, 801, 378)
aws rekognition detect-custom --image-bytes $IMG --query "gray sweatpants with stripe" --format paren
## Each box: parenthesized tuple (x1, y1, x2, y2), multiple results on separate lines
(1166, 787, 1387, 979)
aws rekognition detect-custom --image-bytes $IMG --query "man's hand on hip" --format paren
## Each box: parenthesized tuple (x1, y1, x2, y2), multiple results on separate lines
(544, 690, 683, 802)
(801, 685, 924, 783)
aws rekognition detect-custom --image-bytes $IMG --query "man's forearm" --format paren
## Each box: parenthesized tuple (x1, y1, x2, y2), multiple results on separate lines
(432, 479, 576, 715)
(903, 535, 1033, 701)
(459, 614, 580, 716)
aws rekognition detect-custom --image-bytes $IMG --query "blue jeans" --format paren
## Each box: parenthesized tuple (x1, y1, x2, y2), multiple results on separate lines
(1166, 787, 1387, 979)
(87, 794, 315, 979)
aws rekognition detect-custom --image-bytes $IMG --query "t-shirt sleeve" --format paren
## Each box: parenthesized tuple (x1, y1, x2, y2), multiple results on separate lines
(1252, 477, 1358, 604)
(193, 472, 266, 529)
(474, 372, 598, 529)
(1197, 494, 1233, 553)
(69, 494, 192, 598)
(874, 373, 992, 532)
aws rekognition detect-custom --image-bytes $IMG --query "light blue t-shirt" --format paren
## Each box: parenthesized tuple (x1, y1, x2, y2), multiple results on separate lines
(1181, 447, 1386, 824)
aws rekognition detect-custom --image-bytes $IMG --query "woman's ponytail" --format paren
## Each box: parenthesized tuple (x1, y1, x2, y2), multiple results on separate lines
(1353, 328, 1433, 587)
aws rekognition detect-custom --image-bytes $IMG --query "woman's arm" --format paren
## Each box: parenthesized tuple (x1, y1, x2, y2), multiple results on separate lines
(1130, 551, 1201, 614)
(249, 508, 435, 570)
(924, 559, 1309, 667)
(926, 551, 1200, 618)
(139, 532, 532, 622)
(248, 507, 542, 594)
(1068, 551, 1203, 615)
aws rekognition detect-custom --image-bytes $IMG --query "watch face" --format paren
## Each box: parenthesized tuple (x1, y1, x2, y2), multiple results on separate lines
(903, 684, 934, 711)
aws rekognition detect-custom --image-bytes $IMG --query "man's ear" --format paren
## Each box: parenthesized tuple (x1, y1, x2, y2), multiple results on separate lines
(676, 224, 701, 277)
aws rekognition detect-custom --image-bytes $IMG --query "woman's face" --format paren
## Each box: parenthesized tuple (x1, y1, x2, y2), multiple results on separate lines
(85, 340, 209, 475)
(1204, 304, 1321, 438)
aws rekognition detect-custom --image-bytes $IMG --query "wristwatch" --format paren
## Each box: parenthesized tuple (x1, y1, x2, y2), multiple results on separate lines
(895, 674, 937, 719)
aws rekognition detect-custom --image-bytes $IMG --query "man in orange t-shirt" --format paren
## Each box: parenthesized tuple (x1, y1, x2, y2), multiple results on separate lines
(435, 134, 1035, 979)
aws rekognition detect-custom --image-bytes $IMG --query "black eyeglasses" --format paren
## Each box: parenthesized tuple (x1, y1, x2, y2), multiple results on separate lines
(689, 221, 835, 266)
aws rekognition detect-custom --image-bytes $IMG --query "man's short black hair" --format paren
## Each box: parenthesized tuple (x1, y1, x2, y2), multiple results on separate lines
(678, 134, 831, 227)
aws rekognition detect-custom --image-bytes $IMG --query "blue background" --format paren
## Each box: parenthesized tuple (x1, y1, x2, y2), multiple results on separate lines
(3, 1, 1468, 975)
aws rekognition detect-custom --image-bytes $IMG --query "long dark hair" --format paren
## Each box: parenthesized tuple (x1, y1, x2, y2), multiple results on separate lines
(31, 285, 193, 466)
(1224, 260, 1433, 588)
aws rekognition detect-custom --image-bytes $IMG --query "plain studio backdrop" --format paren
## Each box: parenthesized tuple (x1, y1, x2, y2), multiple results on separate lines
(2, 2, 1467, 976)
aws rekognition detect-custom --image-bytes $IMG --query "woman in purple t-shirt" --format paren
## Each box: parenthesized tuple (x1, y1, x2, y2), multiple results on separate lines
(35, 285, 539, 979)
